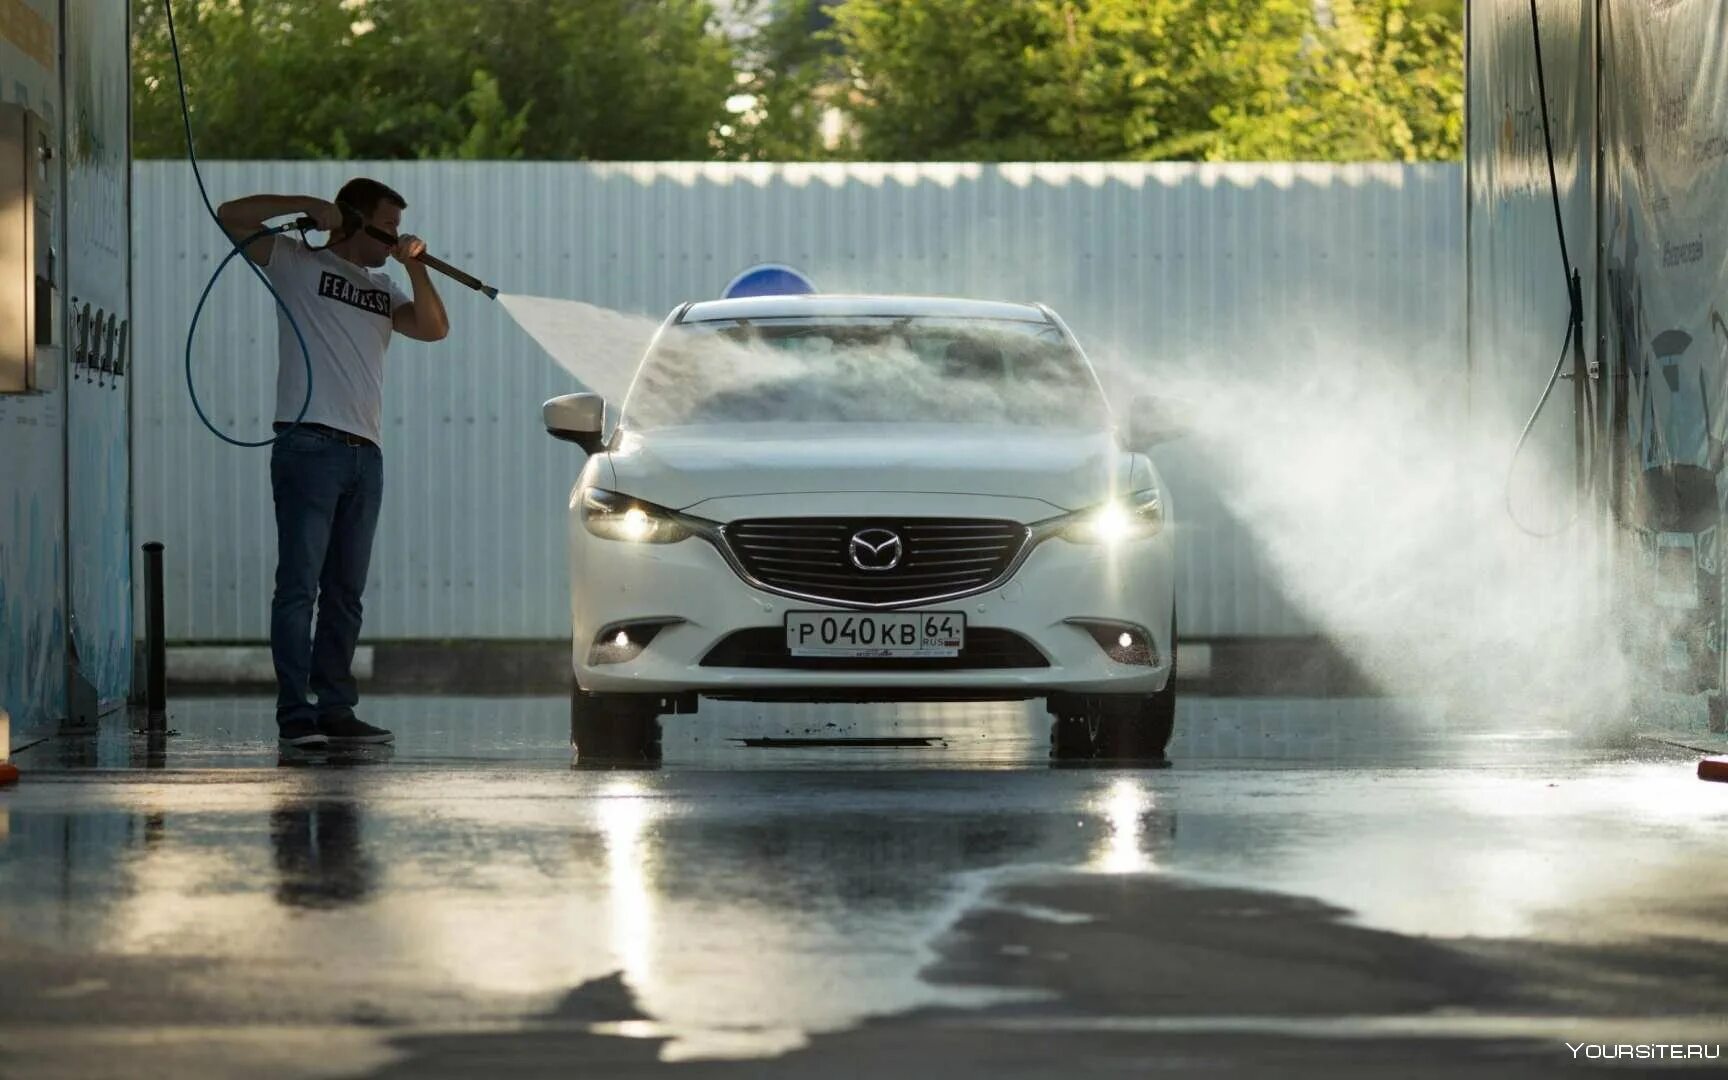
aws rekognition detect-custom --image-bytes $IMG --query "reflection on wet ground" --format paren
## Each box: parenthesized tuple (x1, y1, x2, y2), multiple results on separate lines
(1, 696, 1723, 1076)
(15, 693, 1644, 770)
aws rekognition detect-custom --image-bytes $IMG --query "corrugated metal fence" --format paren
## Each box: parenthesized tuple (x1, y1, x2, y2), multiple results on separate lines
(133, 161, 1462, 641)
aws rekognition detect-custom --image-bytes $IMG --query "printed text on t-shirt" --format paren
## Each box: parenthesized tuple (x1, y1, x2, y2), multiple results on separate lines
(317, 271, 393, 316)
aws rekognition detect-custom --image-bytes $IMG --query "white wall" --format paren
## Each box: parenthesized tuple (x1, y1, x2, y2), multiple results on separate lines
(133, 160, 1463, 640)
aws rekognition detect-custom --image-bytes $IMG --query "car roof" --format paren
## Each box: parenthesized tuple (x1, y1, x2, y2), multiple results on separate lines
(678, 294, 1052, 324)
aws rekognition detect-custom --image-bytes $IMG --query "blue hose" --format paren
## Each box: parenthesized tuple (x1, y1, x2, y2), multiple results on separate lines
(164, 0, 313, 447)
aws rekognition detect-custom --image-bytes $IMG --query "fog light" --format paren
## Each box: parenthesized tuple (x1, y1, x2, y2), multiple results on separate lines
(1066, 619, 1158, 667)
(588, 619, 684, 666)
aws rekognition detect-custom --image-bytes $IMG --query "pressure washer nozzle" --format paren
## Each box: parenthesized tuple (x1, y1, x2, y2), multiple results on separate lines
(1700, 756, 1728, 783)
(480, 285, 499, 300)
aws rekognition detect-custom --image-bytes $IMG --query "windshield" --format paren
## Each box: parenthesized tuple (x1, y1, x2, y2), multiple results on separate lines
(620, 316, 1110, 430)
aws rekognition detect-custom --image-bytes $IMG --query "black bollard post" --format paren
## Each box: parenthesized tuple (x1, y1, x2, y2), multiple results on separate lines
(142, 542, 167, 731)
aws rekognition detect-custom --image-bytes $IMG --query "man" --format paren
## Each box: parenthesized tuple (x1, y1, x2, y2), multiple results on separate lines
(217, 178, 449, 748)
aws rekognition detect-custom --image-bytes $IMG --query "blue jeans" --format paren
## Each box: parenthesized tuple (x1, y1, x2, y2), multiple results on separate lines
(270, 426, 383, 726)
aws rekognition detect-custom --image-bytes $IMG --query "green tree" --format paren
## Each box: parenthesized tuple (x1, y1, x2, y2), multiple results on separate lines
(827, 0, 1462, 161)
(134, 0, 739, 160)
(135, 0, 1464, 163)
(434, 71, 532, 161)
(1210, 0, 1464, 160)
(133, 0, 362, 159)
(720, 0, 840, 161)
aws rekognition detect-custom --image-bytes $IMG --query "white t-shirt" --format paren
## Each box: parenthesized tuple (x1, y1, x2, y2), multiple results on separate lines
(263, 234, 410, 446)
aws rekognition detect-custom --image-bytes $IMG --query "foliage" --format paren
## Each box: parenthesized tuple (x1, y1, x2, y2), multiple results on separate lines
(134, 0, 1464, 162)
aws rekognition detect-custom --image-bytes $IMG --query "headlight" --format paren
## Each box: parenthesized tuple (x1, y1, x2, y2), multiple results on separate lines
(581, 487, 701, 544)
(1049, 488, 1164, 544)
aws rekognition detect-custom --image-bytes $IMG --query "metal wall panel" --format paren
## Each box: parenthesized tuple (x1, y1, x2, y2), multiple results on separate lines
(133, 161, 1463, 641)
(1466, 0, 1596, 506)
(1467, 0, 1728, 703)
(1596, 0, 1728, 694)
(64, 0, 133, 710)
(0, 0, 66, 739)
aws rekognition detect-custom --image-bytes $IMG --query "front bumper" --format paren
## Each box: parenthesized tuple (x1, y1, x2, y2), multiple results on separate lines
(568, 498, 1175, 698)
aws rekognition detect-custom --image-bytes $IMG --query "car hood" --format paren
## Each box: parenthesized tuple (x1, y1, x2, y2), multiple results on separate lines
(604, 423, 1131, 514)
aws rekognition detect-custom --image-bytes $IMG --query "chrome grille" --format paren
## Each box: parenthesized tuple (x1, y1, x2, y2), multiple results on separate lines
(722, 518, 1029, 607)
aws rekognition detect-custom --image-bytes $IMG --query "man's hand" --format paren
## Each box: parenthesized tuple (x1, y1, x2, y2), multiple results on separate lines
(393, 234, 427, 265)
(217, 193, 342, 268)
(305, 198, 344, 233)
(391, 231, 449, 342)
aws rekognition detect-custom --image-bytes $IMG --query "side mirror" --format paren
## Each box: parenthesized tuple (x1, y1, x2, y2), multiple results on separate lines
(1125, 395, 1188, 451)
(543, 392, 607, 453)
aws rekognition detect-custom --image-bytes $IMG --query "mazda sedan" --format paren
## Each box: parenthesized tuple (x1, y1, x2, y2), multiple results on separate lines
(544, 295, 1182, 760)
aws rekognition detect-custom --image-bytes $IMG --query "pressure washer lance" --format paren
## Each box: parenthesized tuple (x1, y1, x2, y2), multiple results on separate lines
(293, 214, 500, 300)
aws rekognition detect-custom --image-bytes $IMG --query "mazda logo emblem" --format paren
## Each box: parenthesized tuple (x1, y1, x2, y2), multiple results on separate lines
(849, 528, 903, 571)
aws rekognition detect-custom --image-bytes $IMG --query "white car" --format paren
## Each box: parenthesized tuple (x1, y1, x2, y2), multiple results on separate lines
(544, 295, 1182, 761)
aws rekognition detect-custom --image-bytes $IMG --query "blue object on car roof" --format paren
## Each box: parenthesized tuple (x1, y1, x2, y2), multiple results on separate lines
(722, 264, 817, 299)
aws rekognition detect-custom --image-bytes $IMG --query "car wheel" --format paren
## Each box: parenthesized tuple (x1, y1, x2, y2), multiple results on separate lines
(1049, 612, 1177, 761)
(571, 690, 663, 764)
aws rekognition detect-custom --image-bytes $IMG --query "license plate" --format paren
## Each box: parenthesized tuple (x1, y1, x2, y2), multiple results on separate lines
(785, 610, 965, 658)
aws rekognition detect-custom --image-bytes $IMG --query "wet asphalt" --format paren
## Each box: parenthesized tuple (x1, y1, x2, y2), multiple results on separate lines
(1, 695, 1725, 1078)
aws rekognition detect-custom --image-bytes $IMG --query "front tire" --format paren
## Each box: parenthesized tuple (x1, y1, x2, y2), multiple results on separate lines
(1049, 612, 1178, 761)
(571, 690, 663, 764)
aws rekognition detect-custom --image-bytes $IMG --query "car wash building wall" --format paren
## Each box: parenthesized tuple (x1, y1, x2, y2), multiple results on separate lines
(133, 160, 1462, 645)
(0, 0, 134, 744)
(1468, 0, 1728, 706)
(1466, 0, 1595, 493)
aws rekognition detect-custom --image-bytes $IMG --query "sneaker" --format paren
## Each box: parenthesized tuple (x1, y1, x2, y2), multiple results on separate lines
(318, 710, 394, 744)
(278, 717, 330, 748)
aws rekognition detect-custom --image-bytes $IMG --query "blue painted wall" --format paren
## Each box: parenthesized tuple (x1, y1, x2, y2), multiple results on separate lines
(0, 0, 69, 742)
(0, 0, 132, 742)
(65, 0, 134, 708)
